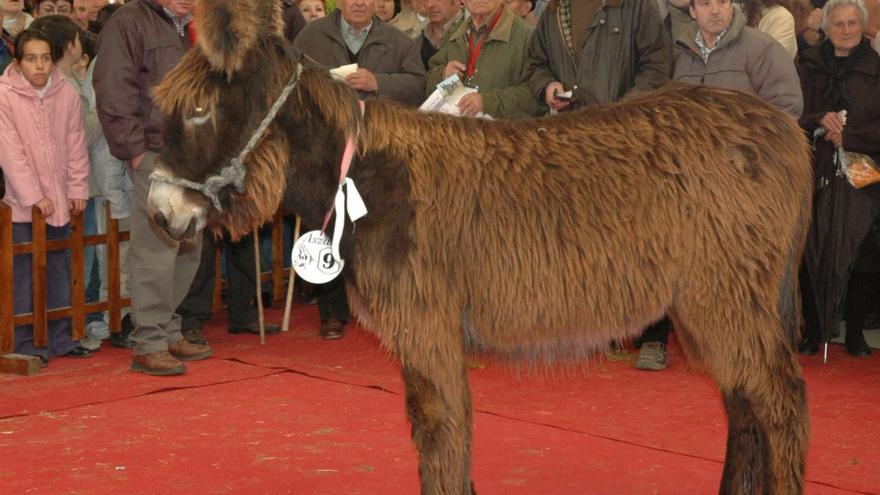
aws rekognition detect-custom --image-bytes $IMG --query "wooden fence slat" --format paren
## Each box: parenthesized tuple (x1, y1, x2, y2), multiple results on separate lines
(70, 213, 85, 341)
(0, 204, 13, 353)
(31, 209, 48, 348)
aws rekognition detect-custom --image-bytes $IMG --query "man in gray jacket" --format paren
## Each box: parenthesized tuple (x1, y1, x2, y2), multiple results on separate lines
(293, 0, 426, 106)
(94, 0, 213, 375)
(673, 0, 803, 117)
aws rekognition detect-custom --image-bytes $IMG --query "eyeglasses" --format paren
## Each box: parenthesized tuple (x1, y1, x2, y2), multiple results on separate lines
(38, 3, 73, 15)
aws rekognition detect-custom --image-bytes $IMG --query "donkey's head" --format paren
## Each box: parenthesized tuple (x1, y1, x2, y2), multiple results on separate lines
(148, 0, 294, 241)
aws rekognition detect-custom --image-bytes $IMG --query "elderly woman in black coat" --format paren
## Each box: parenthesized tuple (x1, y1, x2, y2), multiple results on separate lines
(798, 0, 880, 357)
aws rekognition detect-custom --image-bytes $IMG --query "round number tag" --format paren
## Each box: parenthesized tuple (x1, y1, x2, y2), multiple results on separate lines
(291, 230, 344, 284)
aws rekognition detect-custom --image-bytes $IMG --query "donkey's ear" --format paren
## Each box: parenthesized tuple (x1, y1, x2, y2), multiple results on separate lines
(195, 0, 283, 78)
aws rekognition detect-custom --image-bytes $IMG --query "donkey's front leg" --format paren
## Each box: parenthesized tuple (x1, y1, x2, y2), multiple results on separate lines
(401, 340, 475, 495)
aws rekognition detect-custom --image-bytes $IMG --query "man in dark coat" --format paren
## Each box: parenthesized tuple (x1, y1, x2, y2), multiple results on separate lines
(94, 0, 214, 375)
(797, 0, 880, 357)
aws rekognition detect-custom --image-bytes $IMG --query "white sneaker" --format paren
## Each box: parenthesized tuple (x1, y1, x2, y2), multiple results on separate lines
(86, 320, 110, 340)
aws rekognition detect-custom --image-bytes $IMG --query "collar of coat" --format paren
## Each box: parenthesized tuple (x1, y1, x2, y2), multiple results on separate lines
(675, 5, 746, 55)
(320, 10, 388, 49)
(549, 0, 623, 11)
(450, 6, 518, 43)
(0, 65, 65, 99)
(799, 37, 880, 79)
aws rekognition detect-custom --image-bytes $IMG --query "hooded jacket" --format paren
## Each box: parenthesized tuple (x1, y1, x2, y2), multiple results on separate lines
(673, 8, 803, 117)
(0, 66, 89, 226)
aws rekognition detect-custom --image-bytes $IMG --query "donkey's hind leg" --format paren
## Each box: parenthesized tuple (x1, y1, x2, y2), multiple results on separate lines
(399, 327, 475, 495)
(673, 307, 809, 495)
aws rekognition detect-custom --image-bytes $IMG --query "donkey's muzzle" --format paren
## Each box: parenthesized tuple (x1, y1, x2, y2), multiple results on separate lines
(147, 180, 207, 242)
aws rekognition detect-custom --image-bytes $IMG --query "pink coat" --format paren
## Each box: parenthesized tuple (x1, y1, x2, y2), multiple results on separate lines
(0, 65, 89, 227)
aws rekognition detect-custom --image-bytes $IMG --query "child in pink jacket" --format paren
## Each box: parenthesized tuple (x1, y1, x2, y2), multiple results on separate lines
(0, 27, 91, 364)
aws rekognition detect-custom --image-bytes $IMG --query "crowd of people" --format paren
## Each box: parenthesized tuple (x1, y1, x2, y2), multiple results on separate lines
(0, 0, 878, 375)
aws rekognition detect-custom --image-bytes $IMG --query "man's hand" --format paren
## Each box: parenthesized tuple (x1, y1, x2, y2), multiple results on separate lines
(825, 130, 844, 148)
(35, 197, 54, 218)
(457, 93, 484, 117)
(544, 81, 570, 112)
(346, 68, 379, 93)
(130, 153, 145, 169)
(69, 199, 87, 216)
(442, 61, 466, 80)
(820, 112, 845, 135)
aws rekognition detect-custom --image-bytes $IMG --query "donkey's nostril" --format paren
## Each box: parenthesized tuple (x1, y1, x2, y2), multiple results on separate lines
(182, 217, 197, 239)
(152, 211, 169, 231)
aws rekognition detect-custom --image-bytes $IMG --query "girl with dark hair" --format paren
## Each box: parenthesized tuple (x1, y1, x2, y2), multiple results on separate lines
(0, 26, 92, 364)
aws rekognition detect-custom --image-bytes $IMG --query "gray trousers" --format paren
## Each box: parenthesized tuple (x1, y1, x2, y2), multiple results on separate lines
(127, 151, 201, 355)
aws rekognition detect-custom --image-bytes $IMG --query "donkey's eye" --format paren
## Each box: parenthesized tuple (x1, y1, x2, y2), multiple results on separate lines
(185, 106, 213, 126)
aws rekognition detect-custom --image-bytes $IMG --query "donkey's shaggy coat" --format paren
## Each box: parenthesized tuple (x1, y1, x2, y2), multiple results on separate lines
(149, 1, 813, 493)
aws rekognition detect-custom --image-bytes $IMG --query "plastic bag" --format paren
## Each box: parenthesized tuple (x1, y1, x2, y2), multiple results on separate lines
(840, 150, 880, 189)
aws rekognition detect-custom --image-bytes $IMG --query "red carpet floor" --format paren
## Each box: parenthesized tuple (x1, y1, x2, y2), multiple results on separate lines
(1, 304, 878, 494)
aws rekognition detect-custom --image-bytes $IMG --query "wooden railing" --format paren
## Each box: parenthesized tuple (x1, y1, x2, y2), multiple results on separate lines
(1, 203, 298, 358)
(0, 203, 131, 354)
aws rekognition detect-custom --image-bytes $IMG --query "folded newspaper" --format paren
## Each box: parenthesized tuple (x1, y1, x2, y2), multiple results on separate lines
(419, 74, 491, 119)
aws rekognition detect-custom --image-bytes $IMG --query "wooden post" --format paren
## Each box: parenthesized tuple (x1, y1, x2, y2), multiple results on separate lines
(281, 216, 301, 333)
(272, 210, 283, 302)
(0, 205, 14, 353)
(69, 212, 85, 341)
(106, 204, 122, 333)
(254, 230, 265, 345)
(31, 209, 48, 348)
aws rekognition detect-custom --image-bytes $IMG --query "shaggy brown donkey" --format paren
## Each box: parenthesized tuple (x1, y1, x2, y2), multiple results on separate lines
(147, 1, 812, 493)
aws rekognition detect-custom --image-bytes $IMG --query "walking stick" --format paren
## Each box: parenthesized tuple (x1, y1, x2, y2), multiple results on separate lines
(254, 229, 266, 345)
(281, 216, 301, 332)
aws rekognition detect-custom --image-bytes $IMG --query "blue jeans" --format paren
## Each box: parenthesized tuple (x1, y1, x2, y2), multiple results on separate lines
(13, 223, 78, 359)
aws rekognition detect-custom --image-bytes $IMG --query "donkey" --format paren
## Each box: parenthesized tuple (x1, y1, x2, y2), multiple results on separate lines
(147, 1, 812, 492)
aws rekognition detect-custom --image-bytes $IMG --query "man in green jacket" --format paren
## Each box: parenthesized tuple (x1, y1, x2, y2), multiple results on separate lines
(526, 0, 672, 112)
(426, 0, 545, 118)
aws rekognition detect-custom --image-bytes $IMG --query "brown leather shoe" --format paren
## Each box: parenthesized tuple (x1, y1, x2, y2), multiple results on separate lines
(168, 339, 214, 361)
(130, 351, 186, 376)
(319, 319, 345, 340)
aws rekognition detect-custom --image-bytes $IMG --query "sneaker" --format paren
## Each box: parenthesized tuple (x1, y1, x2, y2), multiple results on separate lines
(168, 339, 214, 362)
(634, 342, 668, 370)
(86, 320, 110, 340)
(79, 338, 102, 352)
(130, 351, 186, 376)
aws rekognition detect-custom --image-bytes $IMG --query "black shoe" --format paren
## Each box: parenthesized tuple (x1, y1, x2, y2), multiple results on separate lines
(38, 355, 48, 368)
(229, 322, 281, 335)
(182, 327, 208, 345)
(319, 319, 345, 340)
(111, 314, 134, 349)
(63, 346, 93, 359)
(845, 338, 873, 358)
(798, 338, 820, 356)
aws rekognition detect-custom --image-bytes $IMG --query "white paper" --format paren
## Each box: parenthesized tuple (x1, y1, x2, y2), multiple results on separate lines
(419, 74, 491, 119)
(330, 63, 358, 80)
